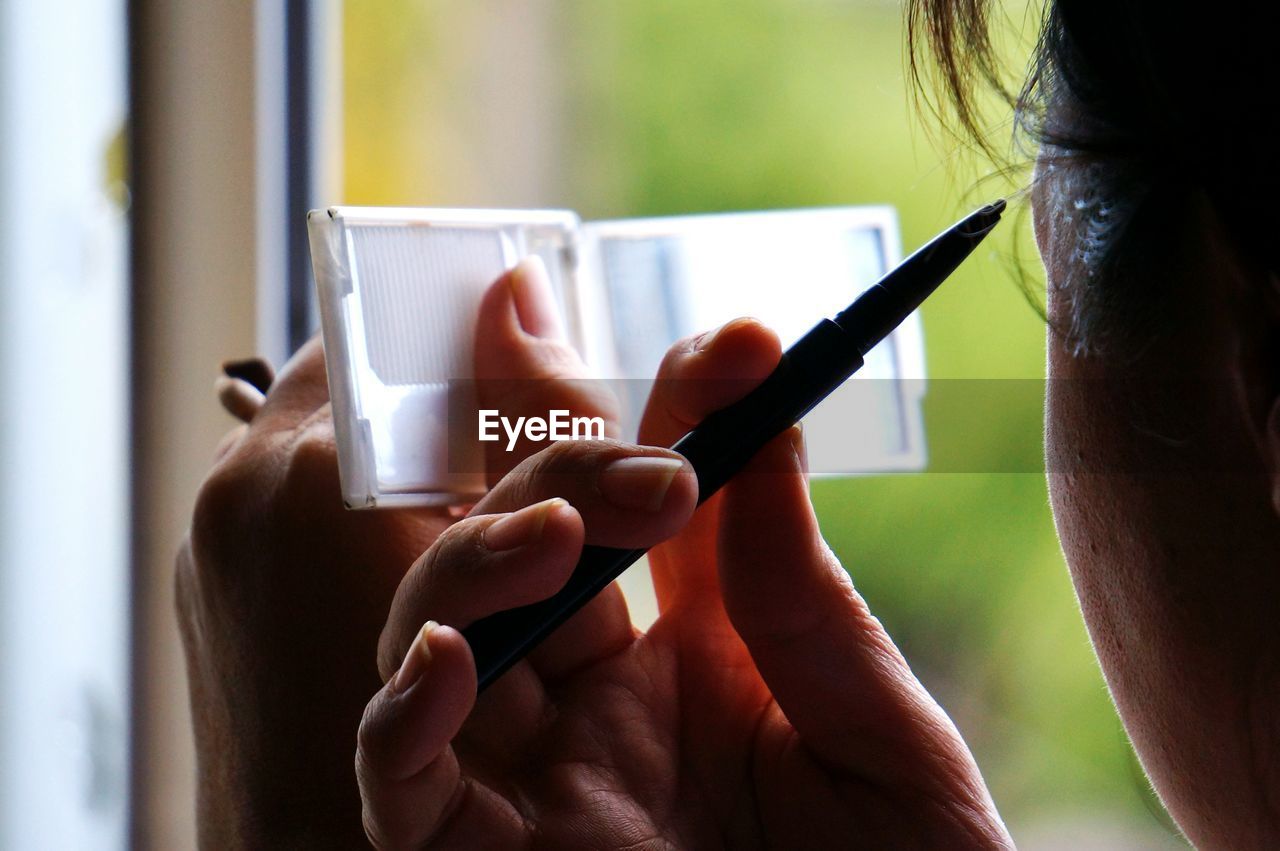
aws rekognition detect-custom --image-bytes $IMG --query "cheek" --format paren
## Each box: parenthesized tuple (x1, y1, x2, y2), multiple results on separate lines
(1045, 317, 1247, 657)
(1043, 324, 1170, 746)
(1044, 336, 1138, 638)
(1043, 273, 1116, 600)
(1045, 322, 1280, 841)
(1045, 343, 1202, 828)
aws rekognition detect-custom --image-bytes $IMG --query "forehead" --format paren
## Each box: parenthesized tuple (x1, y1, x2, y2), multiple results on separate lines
(1030, 152, 1233, 362)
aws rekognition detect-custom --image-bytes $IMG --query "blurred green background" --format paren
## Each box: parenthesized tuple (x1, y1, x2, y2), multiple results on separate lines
(342, 1, 1181, 845)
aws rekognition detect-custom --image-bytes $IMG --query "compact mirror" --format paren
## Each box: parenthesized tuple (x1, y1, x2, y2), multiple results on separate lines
(309, 205, 926, 509)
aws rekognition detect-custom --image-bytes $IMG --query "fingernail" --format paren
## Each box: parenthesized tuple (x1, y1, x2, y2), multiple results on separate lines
(390, 621, 437, 694)
(215, 375, 266, 423)
(483, 497, 566, 551)
(221, 357, 275, 393)
(598, 456, 684, 512)
(509, 256, 564, 339)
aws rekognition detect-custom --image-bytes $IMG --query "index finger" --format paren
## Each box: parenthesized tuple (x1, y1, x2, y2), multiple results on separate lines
(473, 259, 621, 486)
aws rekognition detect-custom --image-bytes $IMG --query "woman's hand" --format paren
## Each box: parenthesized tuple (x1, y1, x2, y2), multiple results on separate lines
(177, 260, 615, 847)
(355, 313, 1012, 848)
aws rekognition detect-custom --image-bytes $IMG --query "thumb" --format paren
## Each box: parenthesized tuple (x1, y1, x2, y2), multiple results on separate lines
(357, 623, 526, 849)
(717, 427, 998, 811)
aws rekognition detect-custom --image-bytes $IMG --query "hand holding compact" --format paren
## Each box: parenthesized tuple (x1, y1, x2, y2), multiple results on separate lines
(356, 273, 1011, 848)
(176, 260, 616, 847)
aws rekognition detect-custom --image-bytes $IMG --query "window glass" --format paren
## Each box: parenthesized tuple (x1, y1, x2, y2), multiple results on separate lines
(0, 1, 130, 847)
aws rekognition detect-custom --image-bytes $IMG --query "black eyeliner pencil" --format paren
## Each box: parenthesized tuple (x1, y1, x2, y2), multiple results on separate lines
(463, 199, 1006, 692)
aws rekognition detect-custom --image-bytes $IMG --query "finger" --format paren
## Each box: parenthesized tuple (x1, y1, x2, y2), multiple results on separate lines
(468, 440, 697, 548)
(212, 424, 248, 463)
(386, 441, 696, 688)
(717, 429, 991, 798)
(358, 623, 526, 850)
(215, 375, 266, 423)
(467, 440, 692, 683)
(378, 501, 581, 760)
(521, 578, 637, 686)
(637, 317, 783, 447)
(252, 336, 332, 434)
(637, 318, 782, 611)
(221, 356, 275, 393)
(378, 497, 585, 678)
(505, 254, 564, 340)
(474, 258, 621, 485)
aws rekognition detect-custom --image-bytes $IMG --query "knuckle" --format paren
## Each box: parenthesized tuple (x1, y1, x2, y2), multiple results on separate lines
(528, 436, 621, 473)
(172, 538, 201, 633)
(376, 627, 401, 685)
(517, 437, 586, 491)
(416, 518, 485, 588)
(568, 378, 623, 429)
(657, 332, 703, 377)
(514, 439, 612, 498)
(523, 338, 589, 379)
(527, 436, 586, 472)
(212, 424, 248, 463)
(355, 756, 399, 850)
(277, 426, 339, 503)
(189, 455, 267, 569)
(435, 515, 492, 568)
(360, 807, 391, 851)
(187, 420, 340, 583)
(355, 703, 384, 770)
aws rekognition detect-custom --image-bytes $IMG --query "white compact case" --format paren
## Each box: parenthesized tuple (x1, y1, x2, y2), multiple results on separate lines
(308, 205, 927, 509)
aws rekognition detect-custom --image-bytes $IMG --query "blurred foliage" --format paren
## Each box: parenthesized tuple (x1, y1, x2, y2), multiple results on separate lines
(344, 0, 1178, 844)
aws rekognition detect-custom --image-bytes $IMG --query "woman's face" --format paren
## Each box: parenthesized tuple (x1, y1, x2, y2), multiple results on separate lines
(1036, 156, 1280, 847)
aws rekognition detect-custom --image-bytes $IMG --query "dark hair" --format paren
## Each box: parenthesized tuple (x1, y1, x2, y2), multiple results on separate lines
(907, 0, 1279, 353)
